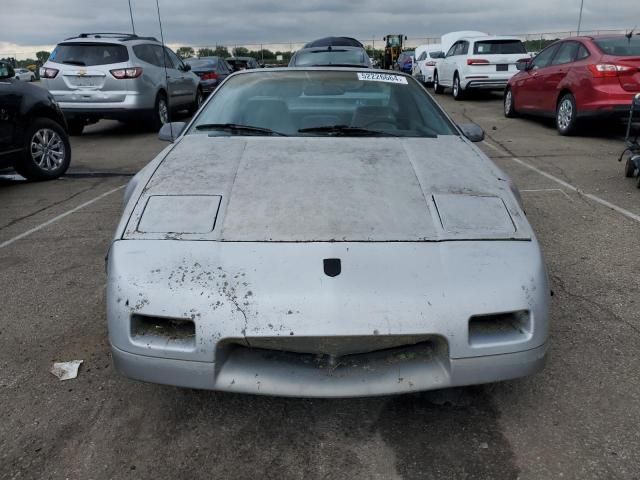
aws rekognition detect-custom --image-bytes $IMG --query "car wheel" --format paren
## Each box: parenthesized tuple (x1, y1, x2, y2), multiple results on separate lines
(67, 119, 85, 136)
(626, 156, 638, 178)
(452, 74, 465, 101)
(433, 71, 444, 94)
(556, 93, 578, 136)
(14, 118, 71, 181)
(151, 92, 169, 131)
(504, 88, 518, 118)
(188, 88, 204, 115)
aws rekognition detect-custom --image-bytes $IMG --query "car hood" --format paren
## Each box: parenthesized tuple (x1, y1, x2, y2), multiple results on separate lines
(122, 135, 531, 242)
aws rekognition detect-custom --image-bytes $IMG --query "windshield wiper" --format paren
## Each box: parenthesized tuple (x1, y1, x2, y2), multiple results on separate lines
(298, 125, 400, 137)
(63, 60, 86, 66)
(195, 123, 287, 136)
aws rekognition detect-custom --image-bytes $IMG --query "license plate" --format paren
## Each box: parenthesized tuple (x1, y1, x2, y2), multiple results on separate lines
(496, 64, 508, 72)
(69, 76, 101, 87)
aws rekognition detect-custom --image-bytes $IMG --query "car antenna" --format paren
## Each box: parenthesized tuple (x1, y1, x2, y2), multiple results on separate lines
(625, 26, 636, 41)
(128, 0, 136, 35)
(156, 0, 173, 140)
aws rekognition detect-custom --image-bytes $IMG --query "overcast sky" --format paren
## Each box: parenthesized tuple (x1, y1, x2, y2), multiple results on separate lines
(1, 0, 637, 58)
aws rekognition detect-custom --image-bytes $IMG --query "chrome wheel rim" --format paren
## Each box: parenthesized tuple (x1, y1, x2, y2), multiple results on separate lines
(196, 91, 203, 108)
(453, 78, 459, 96)
(505, 90, 513, 114)
(434, 74, 438, 90)
(558, 99, 573, 130)
(30, 128, 65, 171)
(158, 98, 169, 124)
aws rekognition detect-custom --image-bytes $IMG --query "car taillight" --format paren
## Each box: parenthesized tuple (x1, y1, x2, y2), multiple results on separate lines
(201, 72, 219, 81)
(425, 61, 437, 66)
(40, 67, 59, 79)
(467, 59, 490, 65)
(110, 67, 143, 79)
(587, 64, 634, 78)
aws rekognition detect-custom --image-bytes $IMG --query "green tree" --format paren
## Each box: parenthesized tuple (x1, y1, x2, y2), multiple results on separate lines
(232, 46, 249, 57)
(214, 46, 230, 58)
(36, 50, 50, 63)
(176, 46, 195, 59)
(197, 47, 216, 57)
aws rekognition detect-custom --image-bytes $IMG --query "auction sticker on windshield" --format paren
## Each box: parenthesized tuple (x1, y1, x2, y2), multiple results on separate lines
(357, 72, 408, 84)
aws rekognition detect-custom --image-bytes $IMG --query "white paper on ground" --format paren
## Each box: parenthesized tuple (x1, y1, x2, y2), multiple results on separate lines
(50, 360, 83, 381)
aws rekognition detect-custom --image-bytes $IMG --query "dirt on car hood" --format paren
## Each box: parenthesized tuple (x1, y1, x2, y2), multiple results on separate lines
(122, 135, 531, 242)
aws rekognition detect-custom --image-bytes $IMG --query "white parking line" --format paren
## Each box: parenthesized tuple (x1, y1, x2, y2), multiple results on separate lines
(0, 185, 125, 250)
(482, 140, 640, 224)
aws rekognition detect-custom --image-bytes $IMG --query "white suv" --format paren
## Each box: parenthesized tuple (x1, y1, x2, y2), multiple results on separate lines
(433, 36, 530, 100)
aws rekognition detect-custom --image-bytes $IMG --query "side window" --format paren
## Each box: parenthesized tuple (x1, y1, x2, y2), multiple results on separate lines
(164, 48, 183, 70)
(576, 44, 590, 60)
(133, 45, 155, 65)
(446, 43, 458, 57)
(150, 45, 166, 67)
(552, 42, 579, 65)
(531, 45, 559, 69)
(457, 41, 469, 56)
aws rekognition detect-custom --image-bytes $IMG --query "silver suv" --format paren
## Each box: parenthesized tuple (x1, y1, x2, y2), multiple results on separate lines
(41, 33, 203, 135)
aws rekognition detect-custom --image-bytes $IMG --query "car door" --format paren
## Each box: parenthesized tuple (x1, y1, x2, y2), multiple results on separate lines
(0, 79, 22, 158)
(440, 42, 459, 85)
(538, 41, 580, 112)
(516, 43, 559, 112)
(163, 47, 192, 106)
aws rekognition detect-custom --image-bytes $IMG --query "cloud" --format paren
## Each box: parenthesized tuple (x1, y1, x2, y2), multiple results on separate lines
(1, 0, 635, 58)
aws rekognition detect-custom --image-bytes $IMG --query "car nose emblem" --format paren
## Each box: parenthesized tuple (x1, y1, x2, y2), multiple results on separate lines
(323, 258, 341, 277)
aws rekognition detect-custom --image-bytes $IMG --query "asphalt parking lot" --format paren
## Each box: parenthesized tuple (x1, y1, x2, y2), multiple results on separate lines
(1, 91, 640, 480)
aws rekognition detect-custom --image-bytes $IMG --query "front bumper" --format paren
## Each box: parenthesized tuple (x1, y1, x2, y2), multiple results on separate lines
(112, 342, 548, 397)
(107, 240, 550, 397)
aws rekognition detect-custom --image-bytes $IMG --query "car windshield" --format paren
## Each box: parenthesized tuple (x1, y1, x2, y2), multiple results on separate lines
(49, 43, 129, 66)
(294, 49, 366, 67)
(188, 70, 458, 137)
(474, 40, 526, 55)
(594, 37, 640, 56)
(186, 58, 218, 69)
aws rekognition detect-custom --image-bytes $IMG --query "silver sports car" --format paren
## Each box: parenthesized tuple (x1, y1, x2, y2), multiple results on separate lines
(107, 68, 549, 397)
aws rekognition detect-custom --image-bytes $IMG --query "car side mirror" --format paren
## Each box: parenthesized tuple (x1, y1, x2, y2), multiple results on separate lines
(516, 61, 529, 71)
(0, 63, 15, 80)
(182, 64, 191, 72)
(158, 122, 187, 142)
(458, 123, 485, 143)
(634, 93, 640, 107)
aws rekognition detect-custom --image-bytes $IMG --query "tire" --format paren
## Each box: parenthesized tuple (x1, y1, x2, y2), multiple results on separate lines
(504, 88, 518, 118)
(188, 88, 204, 115)
(452, 74, 465, 101)
(14, 118, 71, 181)
(625, 156, 637, 178)
(67, 119, 85, 136)
(556, 93, 578, 136)
(433, 71, 444, 94)
(150, 92, 169, 131)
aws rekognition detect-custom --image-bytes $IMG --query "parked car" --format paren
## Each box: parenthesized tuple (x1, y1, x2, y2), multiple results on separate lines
(505, 34, 640, 135)
(226, 56, 260, 72)
(14, 68, 36, 81)
(184, 56, 233, 95)
(289, 44, 372, 68)
(107, 67, 549, 397)
(434, 36, 530, 100)
(395, 51, 414, 73)
(0, 61, 71, 180)
(40, 33, 203, 135)
(303, 37, 364, 48)
(413, 44, 444, 85)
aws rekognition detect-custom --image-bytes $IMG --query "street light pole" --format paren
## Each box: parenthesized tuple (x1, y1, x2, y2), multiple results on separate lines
(577, 0, 584, 35)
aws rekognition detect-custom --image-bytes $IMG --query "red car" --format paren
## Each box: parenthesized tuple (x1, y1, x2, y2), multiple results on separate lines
(505, 35, 640, 135)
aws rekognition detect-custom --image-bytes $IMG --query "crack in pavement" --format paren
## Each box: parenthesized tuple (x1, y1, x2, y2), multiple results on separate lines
(0, 181, 101, 232)
(551, 273, 640, 336)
